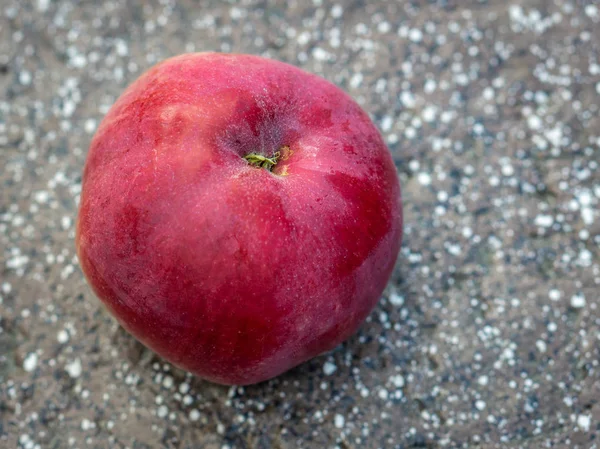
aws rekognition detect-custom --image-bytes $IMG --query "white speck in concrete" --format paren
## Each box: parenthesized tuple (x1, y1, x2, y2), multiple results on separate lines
(66, 358, 82, 378)
(570, 293, 586, 309)
(417, 172, 432, 186)
(391, 374, 405, 388)
(408, 28, 423, 43)
(545, 126, 563, 147)
(297, 31, 311, 46)
(323, 361, 337, 376)
(312, 47, 329, 61)
(400, 91, 416, 108)
(381, 115, 393, 132)
(424, 79, 436, 94)
(33, 190, 50, 203)
(157, 405, 168, 418)
(534, 215, 554, 227)
(528, 115, 542, 130)
(408, 160, 420, 172)
(23, 353, 38, 372)
(163, 375, 174, 389)
(581, 207, 594, 225)
(84, 119, 97, 134)
(37, 0, 50, 12)
(389, 292, 404, 306)
(585, 5, 598, 18)
(577, 415, 591, 431)
(19, 71, 32, 86)
(115, 39, 128, 56)
(331, 4, 343, 18)
(57, 329, 69, 343)
(422, 106, 437, 122)
(349, 73, 363, 89)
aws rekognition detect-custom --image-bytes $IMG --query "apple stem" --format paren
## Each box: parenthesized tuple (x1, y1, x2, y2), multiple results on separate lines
(243, 151, 281, 171)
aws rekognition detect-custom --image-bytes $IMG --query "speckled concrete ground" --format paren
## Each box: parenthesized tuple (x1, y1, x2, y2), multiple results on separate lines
(1, 1, 599, 448)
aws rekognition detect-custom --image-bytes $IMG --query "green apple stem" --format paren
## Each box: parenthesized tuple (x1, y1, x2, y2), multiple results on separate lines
(244, 151, 281, 171)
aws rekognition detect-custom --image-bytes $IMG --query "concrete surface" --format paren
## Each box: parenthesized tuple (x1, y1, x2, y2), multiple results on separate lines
(1, 1, 599, 448)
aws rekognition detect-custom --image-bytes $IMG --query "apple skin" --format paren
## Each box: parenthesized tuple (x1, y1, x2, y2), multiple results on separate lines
(76, 53, 402, 385)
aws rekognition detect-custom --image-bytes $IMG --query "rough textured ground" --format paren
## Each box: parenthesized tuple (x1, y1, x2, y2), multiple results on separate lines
(1, 1, 599, 448)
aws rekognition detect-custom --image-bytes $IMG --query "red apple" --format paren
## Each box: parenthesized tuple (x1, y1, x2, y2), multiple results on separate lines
(76, 53, 402, 385)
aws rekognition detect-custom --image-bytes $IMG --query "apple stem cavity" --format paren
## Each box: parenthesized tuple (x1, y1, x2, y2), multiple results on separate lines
(244, 146, 289, 172)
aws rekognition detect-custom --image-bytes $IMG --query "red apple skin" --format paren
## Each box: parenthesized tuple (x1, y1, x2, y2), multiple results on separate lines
(76, 53, 402, 385)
